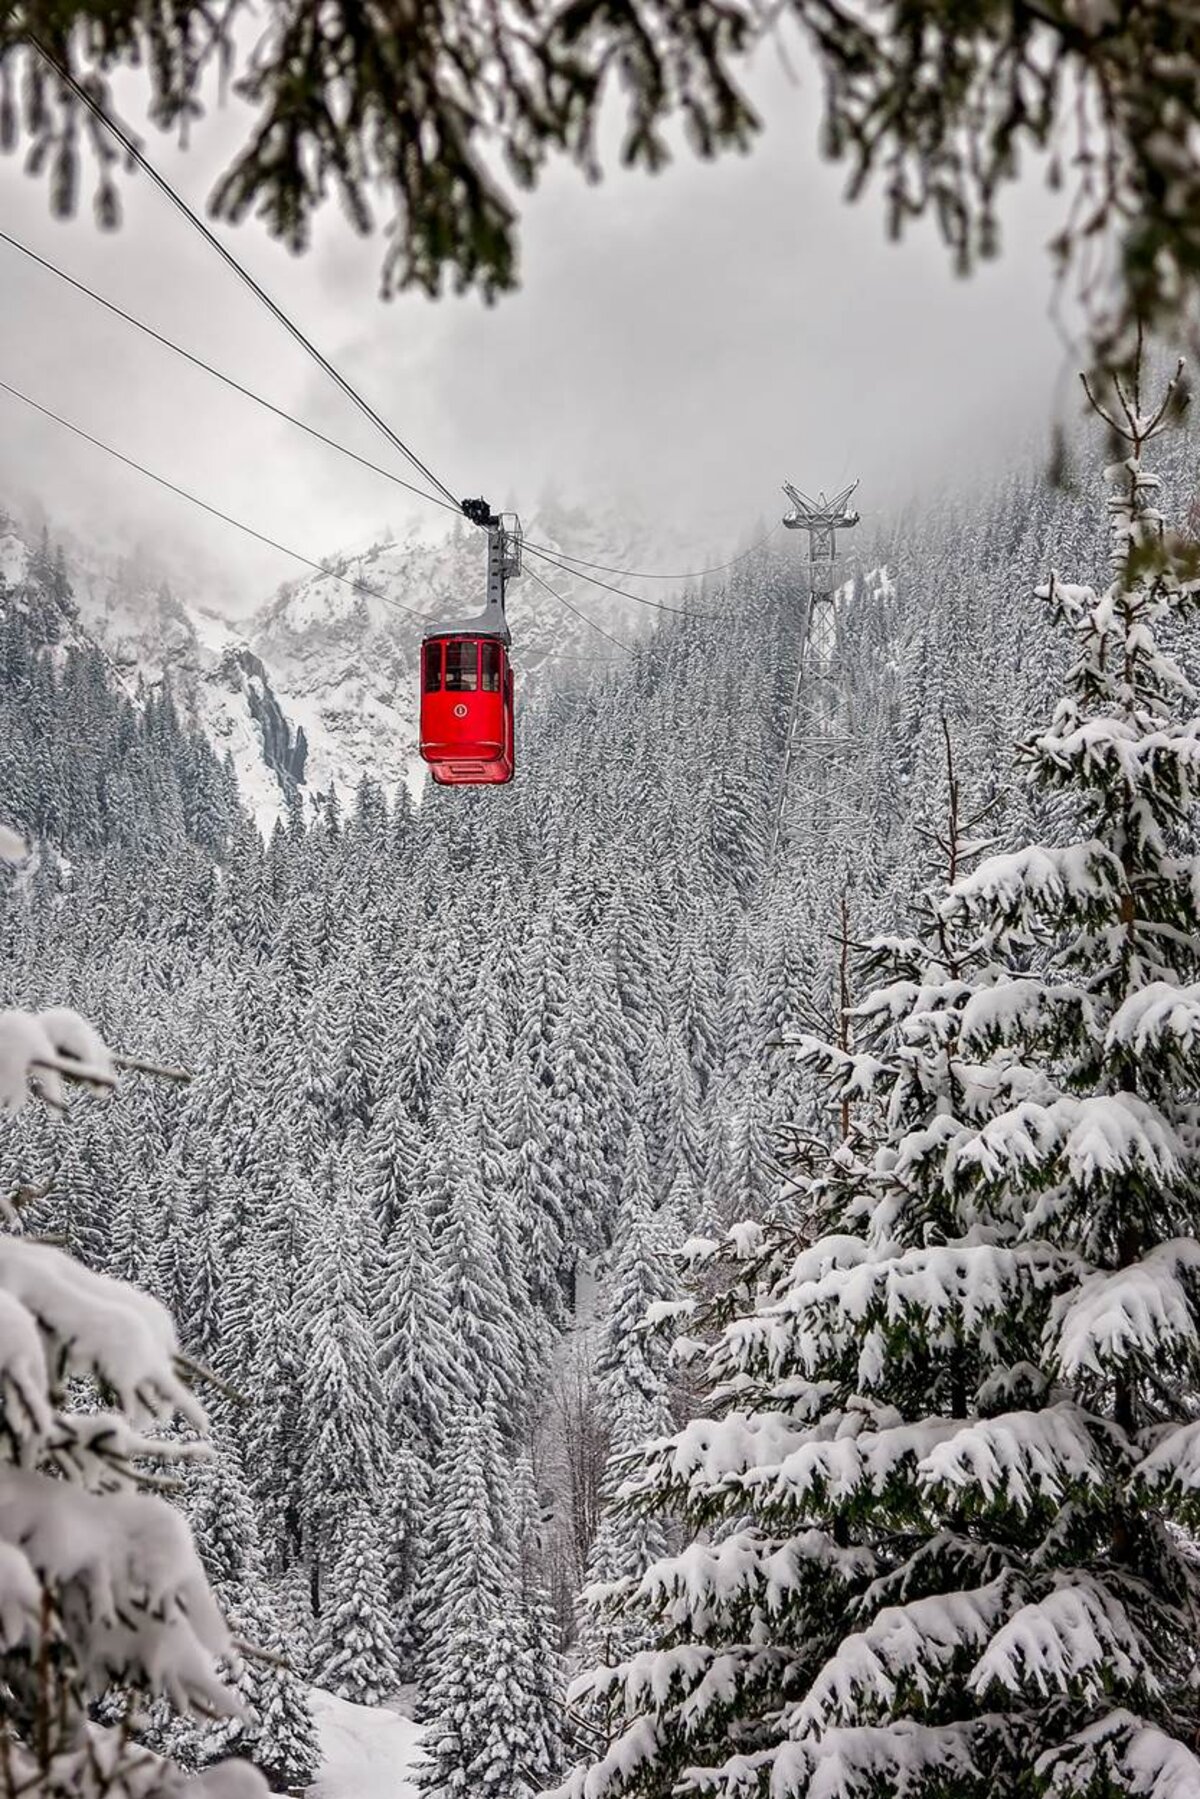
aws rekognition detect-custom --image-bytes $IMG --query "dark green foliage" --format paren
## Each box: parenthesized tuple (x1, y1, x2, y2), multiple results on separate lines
(5, 2, 1200, 358)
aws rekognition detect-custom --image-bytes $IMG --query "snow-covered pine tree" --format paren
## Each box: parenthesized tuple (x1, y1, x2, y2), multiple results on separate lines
(561, 358, 1200, 1799)
(188, 1449, 320, 1790)
(417, 1396, 549, 1799)
(0, 828, 267, 1796)
(297, 1150, 387, 1613)
(312, 1500, 401, 1705)
(378, 1169, 464, 1455)
(432, 1113, 523, 1430)
(367, 1079, 421, 1241)
(575, 1390, 672, 1673)
(502, 1045, 571, 1325)
(511, 1455, 566, 1782)
(464, 1607, 564, 1799)
(592, 1120, 676, 1428)
(381, 1436, 429, 1678)
(415, 1397, 516, 1693)
(217, 1589, 321, 1794)
(578, 1124, 678, 1670)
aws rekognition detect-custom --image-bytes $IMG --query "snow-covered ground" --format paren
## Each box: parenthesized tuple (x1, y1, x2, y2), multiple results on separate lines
(308, 1689, 424, 1799)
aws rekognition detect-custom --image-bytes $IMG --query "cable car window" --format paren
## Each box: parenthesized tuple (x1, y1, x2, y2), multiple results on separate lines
(480, 641, 502, 692)
(445, 641, 478, 692)
(423, 642, 443, 693)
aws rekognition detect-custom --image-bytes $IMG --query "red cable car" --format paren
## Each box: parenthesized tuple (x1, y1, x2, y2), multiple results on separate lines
(419, 633, 514, 785)
(419, 500, 520, 787)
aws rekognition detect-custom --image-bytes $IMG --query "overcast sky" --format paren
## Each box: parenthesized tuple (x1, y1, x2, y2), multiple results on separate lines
(0, 27, 1081, 617)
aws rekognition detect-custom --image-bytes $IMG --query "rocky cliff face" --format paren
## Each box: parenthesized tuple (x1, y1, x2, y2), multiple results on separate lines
(224, 647, 308, 786)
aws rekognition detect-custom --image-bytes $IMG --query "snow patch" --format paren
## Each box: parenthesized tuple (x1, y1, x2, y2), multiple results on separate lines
(308, 1688, 424, 1799)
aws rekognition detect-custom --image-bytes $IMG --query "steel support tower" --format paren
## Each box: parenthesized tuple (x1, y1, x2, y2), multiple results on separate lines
(770, 480, 860, 861)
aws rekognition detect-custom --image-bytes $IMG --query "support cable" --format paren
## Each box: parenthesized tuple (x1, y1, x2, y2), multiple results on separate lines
(0, 372, 644, 662)
(0, 228, 461, 517)
(522, 523, 781, 582)
(23, 42, 788, 588)
(523, 544, 731, 621)
(523, 565, 634, 654)
(0, 220, 778, 590)
(26, 33, 462, 511)
(0, 375, 430, 620)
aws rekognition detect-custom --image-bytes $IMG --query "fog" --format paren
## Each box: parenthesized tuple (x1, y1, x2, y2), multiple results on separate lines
(0, 28, 1081, 616)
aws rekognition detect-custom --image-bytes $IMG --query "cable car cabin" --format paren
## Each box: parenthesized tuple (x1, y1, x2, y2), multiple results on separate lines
(419, 634, 514, 785)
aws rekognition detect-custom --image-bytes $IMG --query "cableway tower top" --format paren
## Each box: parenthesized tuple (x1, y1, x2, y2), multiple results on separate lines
(781, 480, 861, 533)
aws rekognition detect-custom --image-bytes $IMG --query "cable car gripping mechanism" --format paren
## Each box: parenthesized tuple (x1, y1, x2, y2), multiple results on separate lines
(445, 496, 521, 646)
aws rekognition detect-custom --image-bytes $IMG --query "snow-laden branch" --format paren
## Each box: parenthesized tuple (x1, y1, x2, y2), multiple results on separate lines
(950, 1093, 1186, 1197)
(628, 1530, 875, 1632)
(787, 1579, 1009, 1729)
(1036, 1708, 1200, 1797)
(0, 1004, 117, 1115)
(764, 1717, 1011, 1799)
(1049, 1239, 1200, 1380)
(945, 841, 1124, 932)
(743, 1415, 964, 1512)
(0, 853, 264, 1793)
(1107, 981, 1200, 1063)
(919, 1402, 1119, 1511)
(0, 1235, 205, 1428)
(970, 1577, 1155, 1703)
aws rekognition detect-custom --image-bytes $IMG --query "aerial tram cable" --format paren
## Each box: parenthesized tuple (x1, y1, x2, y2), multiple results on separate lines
(0, 228, 461, 516)
(0, 374, 432, 621)
(20, 40, 781, 783)
(0, 226, 775, 590)
(521, 524, 781, 582)
(523, 544, 732, 620)
(26, 42, 775, 612)
(0, 225, 729, 639)
(26, 34, 462, 512)
(0, 369, 647, 677)
(524, 565, 634, 654)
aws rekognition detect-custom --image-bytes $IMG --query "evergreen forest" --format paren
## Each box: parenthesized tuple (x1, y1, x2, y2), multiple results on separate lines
(3, 380, 1200, 1798)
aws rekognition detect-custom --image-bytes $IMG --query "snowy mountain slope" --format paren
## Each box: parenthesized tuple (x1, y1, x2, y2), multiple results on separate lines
(0, 527, 29, 590)
(65, 550, 305, 836)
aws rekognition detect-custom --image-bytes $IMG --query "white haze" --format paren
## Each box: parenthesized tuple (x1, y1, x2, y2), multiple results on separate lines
(0, 24, 1082, 616)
